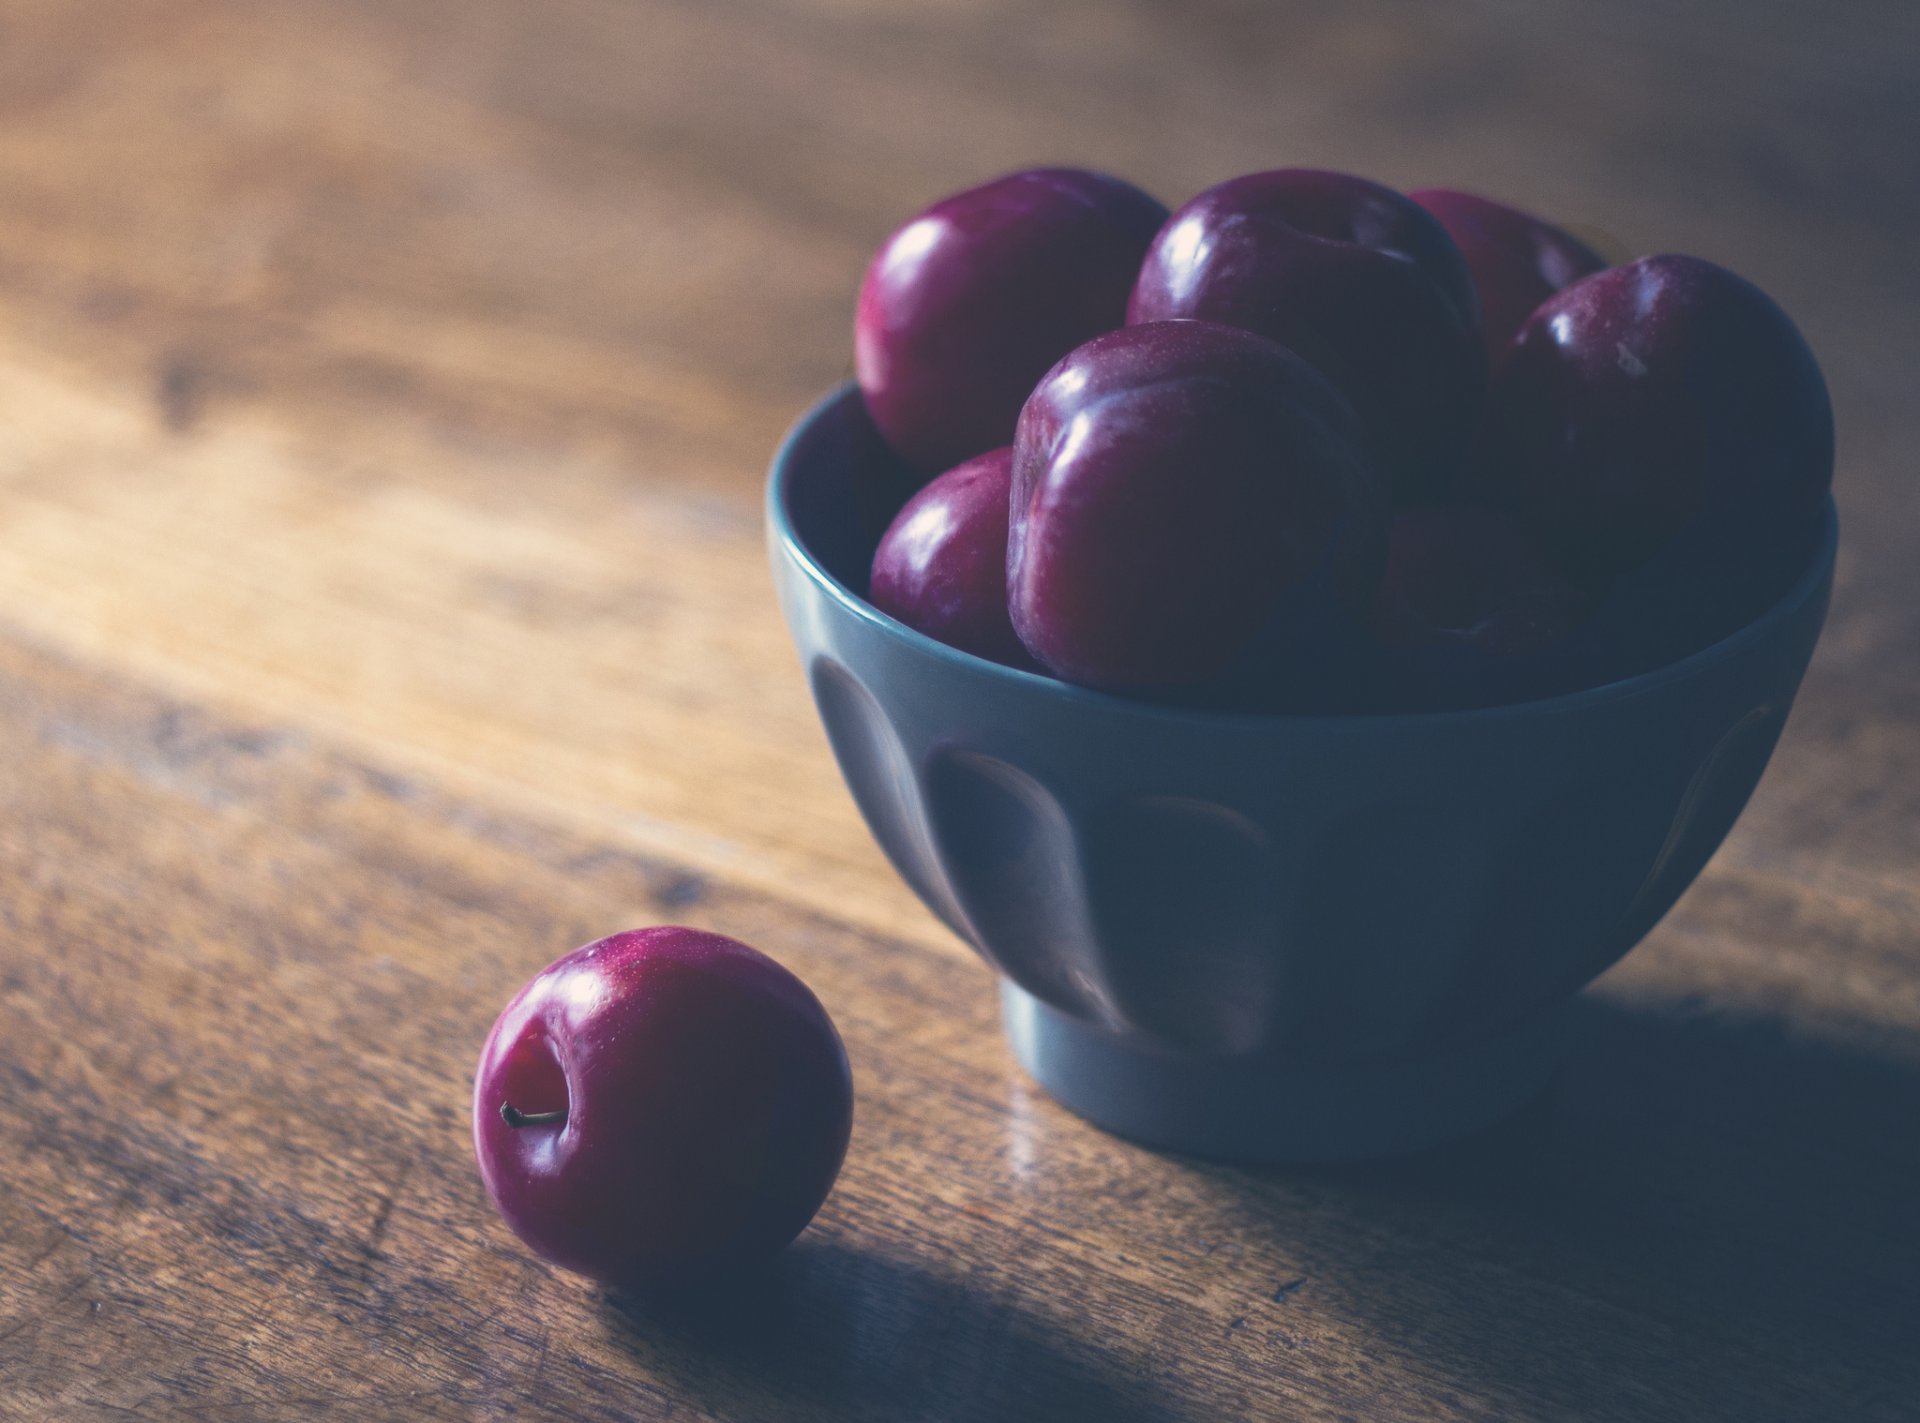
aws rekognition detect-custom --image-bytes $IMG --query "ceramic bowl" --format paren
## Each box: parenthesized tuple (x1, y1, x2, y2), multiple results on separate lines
(768, 384, 1836, 1161)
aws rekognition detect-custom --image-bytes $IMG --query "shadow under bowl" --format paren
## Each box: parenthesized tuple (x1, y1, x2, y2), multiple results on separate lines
(767, 384, 1836, 1162)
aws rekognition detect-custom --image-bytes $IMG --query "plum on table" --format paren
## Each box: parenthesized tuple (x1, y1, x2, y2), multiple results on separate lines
(473, 927, 853, 1290)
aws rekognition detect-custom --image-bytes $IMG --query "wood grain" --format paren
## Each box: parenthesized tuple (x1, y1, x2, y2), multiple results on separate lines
(2, 1, 1917, 1418)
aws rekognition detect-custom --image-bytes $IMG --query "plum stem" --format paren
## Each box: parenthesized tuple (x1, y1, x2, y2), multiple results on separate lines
(499, 1103, 567, 1128)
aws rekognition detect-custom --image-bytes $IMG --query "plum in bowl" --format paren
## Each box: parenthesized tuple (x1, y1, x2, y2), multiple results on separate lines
(768, 386, 1834, 1163)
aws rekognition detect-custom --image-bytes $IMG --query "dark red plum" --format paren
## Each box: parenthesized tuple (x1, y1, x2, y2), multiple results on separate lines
(1371, 505, 1593, 709)
(1127, 169, 1484, 501)
(1489, 254, 1833, 585)
(855, 167, 1167, 475)
(1009, 321, 1386, 698)
(473, 928, 853, 1290)
(869, 447, 1034, 668)
(1408, 188, 1607, 370)
(1376, 506, 1588, 657)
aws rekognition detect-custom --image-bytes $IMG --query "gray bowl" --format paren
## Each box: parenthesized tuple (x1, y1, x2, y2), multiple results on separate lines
(768, 384, 1836, 1162)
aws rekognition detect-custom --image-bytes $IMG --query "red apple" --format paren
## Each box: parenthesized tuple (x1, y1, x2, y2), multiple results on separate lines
(1008, 320, 1386, 697)
(473, 927, 853, 1289)
(855, 167, 1167, 475)
(869, 447, 1034, 669)
(1408, 188, 1607, 369)
(1128, 169, 1484, 501)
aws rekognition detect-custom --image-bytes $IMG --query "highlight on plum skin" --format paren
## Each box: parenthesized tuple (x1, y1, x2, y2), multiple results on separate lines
(472, 927, 854, 1291)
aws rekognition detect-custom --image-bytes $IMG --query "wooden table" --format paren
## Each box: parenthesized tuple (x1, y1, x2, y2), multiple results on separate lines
(4, 3, 1917, 1418)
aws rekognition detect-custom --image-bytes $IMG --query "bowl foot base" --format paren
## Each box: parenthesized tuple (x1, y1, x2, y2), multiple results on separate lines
(1001, 981, 1565, 1164)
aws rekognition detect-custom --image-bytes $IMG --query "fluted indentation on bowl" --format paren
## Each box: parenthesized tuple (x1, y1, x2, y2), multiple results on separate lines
(1283, 799, 1495, 1061)
(1079, 798, 1283, 1054)
(1433, 762, 1706, 1040)
(922, 749, 1116, 1026)
(809, 658, 969, 938)
(1610, 703, 1786, 960)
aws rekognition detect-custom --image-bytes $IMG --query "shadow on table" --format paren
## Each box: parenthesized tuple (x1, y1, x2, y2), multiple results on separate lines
(1245, 994, 1920, 1419)
(597, 996, 1918, 1421)
(600, 1238, 1179, 1423)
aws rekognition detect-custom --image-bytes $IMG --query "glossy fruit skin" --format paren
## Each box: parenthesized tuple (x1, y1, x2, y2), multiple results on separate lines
(1008, 320, 1386, 698)
(1370, 504, 1593, 709)
(855, 167, 1168, 476)
(1128, 169, 1484, 502)
(869, 447, 1034, 669)
(1490, 254, 1833, 575)
(473, 928, 853, 1290)
(1488, 254, 1833, 673)
(1408, 188, 1607, 370)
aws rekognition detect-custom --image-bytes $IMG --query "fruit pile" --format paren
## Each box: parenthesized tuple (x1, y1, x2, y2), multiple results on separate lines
(856, 168, 1833, 711)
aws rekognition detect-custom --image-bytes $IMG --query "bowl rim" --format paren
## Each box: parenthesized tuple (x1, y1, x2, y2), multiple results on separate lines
(768, 382, 1839, 730)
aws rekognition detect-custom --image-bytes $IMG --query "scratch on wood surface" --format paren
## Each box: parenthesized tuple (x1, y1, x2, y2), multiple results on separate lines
(653, 870, 709, 910)
(21, 1229, 75, 1273)
(361, 1162, 412, 1259)
(0, 1273, 94, 1348)
(528, 1323, 553, 1396)
(155, 350, 205, 433)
